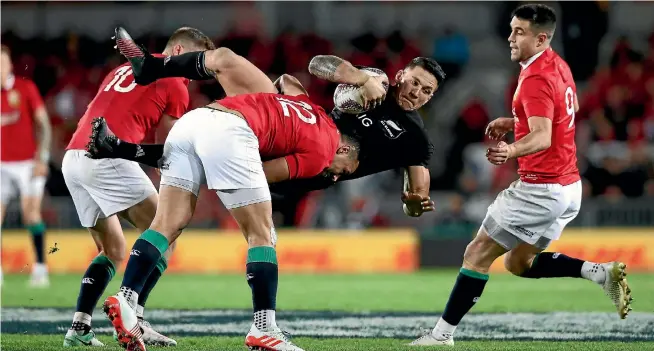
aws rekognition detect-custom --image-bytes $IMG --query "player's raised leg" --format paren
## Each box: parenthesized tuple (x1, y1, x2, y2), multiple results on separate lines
(114, 26, 276, 96)
(504, 237, 632, 318)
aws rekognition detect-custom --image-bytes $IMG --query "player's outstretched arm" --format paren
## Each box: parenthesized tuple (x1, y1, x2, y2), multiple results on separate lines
(401, 166, 435, 217)
(85, 117, 165, 168)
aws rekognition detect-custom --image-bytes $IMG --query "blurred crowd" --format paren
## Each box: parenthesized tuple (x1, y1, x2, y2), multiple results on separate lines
(1, 21, 653, 229)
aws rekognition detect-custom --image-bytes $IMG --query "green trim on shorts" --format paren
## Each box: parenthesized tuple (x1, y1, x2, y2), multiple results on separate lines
(92, 255, 116, 279)
(460, 267, 489, 281)
(246, 246, 277, 265)
(140, 229, 170, 254)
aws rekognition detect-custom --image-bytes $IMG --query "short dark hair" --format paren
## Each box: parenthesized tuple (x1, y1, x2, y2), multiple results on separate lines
(405, 57, 446, 86)
(511, 4, 557, 39)
(341, 133, 361, 160)
(166, 27, 215, 51)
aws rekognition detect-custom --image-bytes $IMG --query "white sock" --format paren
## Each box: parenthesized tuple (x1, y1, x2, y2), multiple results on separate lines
(432, 317, 456, 339)
(581, 261, 606, 285)
(254, 310, 277, 331)
(119, 286, 139, 310)
(72, 312, 92, 326)
(136, 305, 144, 319)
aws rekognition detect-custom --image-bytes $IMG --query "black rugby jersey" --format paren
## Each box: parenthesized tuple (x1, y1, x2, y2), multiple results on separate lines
(270, 87, 434, 196)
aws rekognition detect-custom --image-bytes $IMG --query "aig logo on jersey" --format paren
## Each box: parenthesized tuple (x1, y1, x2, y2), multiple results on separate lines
(380, 119, 406, 139)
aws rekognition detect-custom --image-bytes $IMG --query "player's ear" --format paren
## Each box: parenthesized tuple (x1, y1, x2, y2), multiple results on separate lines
(394, 70, 404, 86)
(537, 32, 548, 47)
(337, 145, 351, 155)
(174, 44, 184, 56)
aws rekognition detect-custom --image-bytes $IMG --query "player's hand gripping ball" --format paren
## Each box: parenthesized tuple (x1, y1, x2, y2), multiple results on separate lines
(333, 67, 389, 114)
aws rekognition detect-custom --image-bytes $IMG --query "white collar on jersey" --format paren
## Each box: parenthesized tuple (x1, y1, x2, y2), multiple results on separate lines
(520, 49, 547, 70)
(3, 74, 15, 90)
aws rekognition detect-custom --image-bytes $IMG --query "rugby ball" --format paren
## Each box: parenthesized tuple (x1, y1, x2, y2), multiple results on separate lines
(333, 67, 389, 114)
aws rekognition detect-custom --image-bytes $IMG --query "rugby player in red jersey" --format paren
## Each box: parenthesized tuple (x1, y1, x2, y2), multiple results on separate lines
(0, 44, 52, 288)
(102, 29, 360, 351)
(89, 30, 442, 219)
(410, 4, 632, 346)
(61, 28, 214, 347)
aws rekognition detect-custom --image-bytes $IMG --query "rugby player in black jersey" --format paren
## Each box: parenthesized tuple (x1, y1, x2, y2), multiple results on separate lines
(89, 28, 445, 217)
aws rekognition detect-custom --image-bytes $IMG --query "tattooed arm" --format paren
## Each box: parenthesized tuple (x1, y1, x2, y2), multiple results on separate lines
(308, 55, 371, 86)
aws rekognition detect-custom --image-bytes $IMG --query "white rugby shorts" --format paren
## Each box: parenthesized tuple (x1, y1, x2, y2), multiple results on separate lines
(483, 179, 582, 250)
(159, 107, 270, 209)
(0, 160, 46, 205)
(62, 150, 157, 227)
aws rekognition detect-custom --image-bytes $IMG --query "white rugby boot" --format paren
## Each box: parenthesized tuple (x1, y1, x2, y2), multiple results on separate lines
(244, 324, 305, 351)
(103, 293, 146, 351)
(113, 319, 177, 347)
(63, 329, 105, 347)
(600, 261, 633, 319)
(408, 331, 454, 346)
(141, 319, 177, 346)
(29, 263, 50, 288)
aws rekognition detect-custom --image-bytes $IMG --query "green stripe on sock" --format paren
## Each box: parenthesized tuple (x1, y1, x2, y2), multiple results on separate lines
(140, 229, 169, 254)
(247, 246, 277, 265)
(460, 267, 489, 281)
(92, 255, 116, 279)
(26, 222, 46, 235)
(155, 256, 168, 274)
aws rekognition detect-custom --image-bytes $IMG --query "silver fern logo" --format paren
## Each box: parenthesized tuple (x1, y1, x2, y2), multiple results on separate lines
(380, 120, 406, 139)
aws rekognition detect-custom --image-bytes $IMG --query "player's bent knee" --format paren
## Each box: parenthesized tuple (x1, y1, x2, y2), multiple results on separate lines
(504, 254, 529, 276)
(103, 241, 127, 264)
(504, 249, 538, 276)
(462, 227, 506, 273)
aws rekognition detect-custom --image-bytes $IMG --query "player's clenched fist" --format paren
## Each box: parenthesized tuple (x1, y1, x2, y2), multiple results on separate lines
(402, 191, 435, 217)
(485, 117, 515, 141)
(486, 141, 515, 165)
(360, 75, 388, 110)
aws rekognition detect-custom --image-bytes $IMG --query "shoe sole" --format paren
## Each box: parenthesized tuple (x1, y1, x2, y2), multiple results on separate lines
(103, 296, 146, 351)
(610, 262, 633, 319)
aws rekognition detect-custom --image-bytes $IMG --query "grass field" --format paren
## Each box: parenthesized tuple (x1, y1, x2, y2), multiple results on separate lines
(2, 271, 654, 350)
